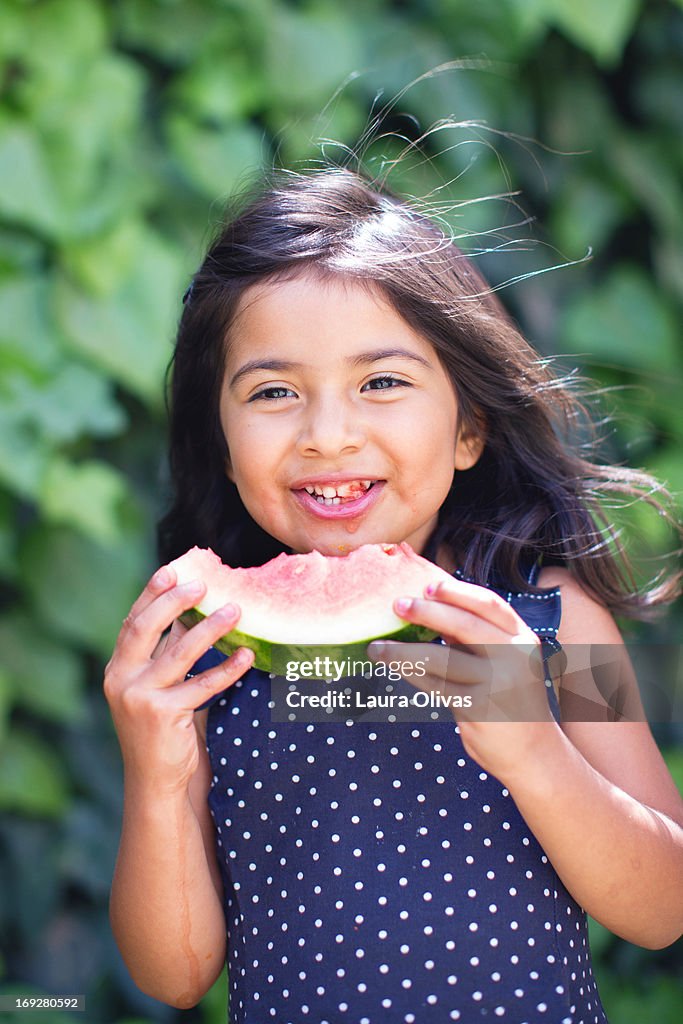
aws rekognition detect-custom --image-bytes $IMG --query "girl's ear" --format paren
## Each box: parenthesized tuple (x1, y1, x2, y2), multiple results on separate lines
(454, 418, 486, 470)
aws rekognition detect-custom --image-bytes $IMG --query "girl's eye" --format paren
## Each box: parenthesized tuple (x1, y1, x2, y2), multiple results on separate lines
(249, 386, 297, 402)
(362, 374, 411, 392)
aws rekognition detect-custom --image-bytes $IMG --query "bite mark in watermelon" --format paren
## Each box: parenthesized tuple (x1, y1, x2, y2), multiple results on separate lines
(170, 543, 454, 672)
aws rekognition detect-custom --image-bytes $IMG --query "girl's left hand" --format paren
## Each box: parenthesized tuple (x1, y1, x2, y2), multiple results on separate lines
(368, 578, 559, 782)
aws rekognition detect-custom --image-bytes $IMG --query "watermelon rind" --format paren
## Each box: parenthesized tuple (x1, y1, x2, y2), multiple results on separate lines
(180, 607, 437, 674)
(172, 542, 454, 675)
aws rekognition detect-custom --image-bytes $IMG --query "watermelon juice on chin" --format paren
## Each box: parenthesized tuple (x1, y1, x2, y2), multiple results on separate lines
(171, 542, 453, 672)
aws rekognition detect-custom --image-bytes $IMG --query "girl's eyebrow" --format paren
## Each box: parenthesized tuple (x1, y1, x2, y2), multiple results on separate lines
(350, 347, 432, 369)
(229, 348, 432, 389)
(229, 359, 303, 388)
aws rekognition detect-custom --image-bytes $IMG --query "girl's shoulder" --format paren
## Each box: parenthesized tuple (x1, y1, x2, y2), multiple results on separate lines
(536, 565, 622, 647)
(537, 564, 649, 727)
(535, 564, 628, 719)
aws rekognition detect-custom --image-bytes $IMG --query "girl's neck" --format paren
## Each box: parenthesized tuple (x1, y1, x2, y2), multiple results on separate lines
(436, 545, 457, 575)
(420, 531, 457, 575)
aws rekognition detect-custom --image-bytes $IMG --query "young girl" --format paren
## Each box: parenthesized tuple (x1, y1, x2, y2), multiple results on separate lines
(104, 168, 683, 1023)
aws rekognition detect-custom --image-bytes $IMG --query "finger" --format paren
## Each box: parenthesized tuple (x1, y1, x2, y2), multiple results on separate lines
(180, 646, 255, 710)
(393, 594, 512, 646)
(367, 639, 434, 663)
(168, 618, 189, 643)
(408, 649, 549, 723)
(128, 564, 179, 620)
(422, 579, 523, 634)
(153, 603, 243, 687)
(152, 617, 192, 660)
(116, 579, 208, 664)
(369, 640, 487, 687)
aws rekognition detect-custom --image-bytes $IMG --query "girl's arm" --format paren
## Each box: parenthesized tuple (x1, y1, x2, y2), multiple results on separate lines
(105, 568, 254, 1008)
(110, 732, 225, 1008)
(376, 573, 683, 949)
(502, 567, 683, 949)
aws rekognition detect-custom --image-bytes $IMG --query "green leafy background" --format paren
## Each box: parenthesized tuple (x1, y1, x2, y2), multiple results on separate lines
(1, 0, 681, 1021)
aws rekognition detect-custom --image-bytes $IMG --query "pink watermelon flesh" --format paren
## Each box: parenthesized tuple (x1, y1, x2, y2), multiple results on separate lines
(170, 542, 453, 672)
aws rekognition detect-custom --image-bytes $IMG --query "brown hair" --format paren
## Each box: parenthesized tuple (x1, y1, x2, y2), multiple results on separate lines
(158, 167, 681, 619)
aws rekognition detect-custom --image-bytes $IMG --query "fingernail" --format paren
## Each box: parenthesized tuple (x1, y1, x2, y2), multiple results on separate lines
(395, 597, 412, 615)
(217, 602, 238, 621)
(368, 641, 385, 660)
(183, 579, 204, 597)
(425, 582, 437, 597)
(154, 567, 171, 587)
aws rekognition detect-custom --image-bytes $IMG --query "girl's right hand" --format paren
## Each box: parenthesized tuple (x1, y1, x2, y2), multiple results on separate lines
(104, 564, 254, 795)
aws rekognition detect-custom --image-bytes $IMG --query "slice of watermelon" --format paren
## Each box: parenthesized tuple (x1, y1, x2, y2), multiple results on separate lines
(170, 543, 453, 672)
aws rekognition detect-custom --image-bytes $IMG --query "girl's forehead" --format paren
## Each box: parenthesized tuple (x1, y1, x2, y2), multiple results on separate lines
(233, 270, 384, 319)
(226, 272, 437, 367)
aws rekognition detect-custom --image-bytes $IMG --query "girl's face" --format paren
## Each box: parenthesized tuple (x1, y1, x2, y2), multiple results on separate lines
(219, 274, 483, 557)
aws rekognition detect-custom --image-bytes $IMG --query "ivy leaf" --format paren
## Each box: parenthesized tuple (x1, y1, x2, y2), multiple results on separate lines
(0, 1, 147, 241)
(20, 526, 148, 658)
(0, 408, 50, 499)
(115, 0, 225, 64)
(0, 228, 47, 275)
(264, 7, 364, 108)
(59, 802, 119, 899)
(0, 492, 16, 578)
(60, 220, 148, 299)
(560, 266, 679, 374)
(0, 731, 69, 817)
(550, 176, 631, 256)
(3, 364, 126, 445)
(11, 0, 107, 64)
(611, 133, 683, 238)
(170, 50, 264, 125)
(166, 112, 265, 200)
(39, 457, 130, 545)
(0, 276, 63, 378)
(509, 0, 641, 66)
(0, 118, 65, 239)
(0, 612, 85, 725)
(53, 226, 184, 406)
(0, 670, 11, 747)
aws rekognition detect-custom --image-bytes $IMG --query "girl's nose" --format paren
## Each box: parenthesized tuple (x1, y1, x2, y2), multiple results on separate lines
(296, 394, 366, 458)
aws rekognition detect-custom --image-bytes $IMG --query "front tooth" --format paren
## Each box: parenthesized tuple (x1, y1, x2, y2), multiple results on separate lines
(322, 486, 337, 499)
(336, 480, 366, 498)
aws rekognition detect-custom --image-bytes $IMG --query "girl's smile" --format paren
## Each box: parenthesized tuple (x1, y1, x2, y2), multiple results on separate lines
(219, 274, 483, 556)
(292, 475, 384, 519)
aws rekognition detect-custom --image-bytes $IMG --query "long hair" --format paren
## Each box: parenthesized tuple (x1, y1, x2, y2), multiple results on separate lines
(158, 167, 681, 618)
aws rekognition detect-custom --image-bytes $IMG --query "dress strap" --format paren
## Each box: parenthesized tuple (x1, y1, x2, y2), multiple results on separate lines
(488, 568, 563, 724)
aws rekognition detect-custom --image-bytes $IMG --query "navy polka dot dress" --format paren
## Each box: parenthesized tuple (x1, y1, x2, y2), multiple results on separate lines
(196, 562, 608, 1023)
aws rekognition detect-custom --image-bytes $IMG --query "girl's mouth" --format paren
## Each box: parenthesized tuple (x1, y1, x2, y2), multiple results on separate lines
(292, 479, 384, 519)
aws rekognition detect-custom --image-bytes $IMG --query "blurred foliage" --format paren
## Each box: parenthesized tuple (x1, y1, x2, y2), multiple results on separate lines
(0, 0, 682, 1021)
